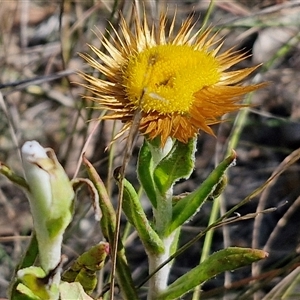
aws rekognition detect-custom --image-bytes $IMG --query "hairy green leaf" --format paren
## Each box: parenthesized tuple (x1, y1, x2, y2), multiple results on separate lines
(137, 140, 158, 207)
(157, 247, 268, 300)
(114, 170, 165, 254)
(153, 139, 195, 195)
(83, 156, 139, 300)
(166, 150, 236, 235)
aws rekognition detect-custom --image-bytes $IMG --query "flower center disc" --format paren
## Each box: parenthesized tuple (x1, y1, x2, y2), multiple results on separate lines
(123, 44, 220, 114)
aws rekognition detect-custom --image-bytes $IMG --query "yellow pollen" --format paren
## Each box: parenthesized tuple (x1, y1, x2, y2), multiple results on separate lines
(122, 44, 221, 114)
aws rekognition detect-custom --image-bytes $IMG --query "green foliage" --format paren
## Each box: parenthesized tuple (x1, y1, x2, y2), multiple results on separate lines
(115, 170, 165, 254)
(138, 139, 195, 207)
(135, 139, 265, 299)
(137, 140, 158, 207)
(157, 247, 268, 300)
(62, 242, 109, 294)
(167, 151, 236, 235)
(59, 282, 93, 300)
(21, 141, 74, 272)
(83, 156, 139, 300)
(15, 266, 58, 300)
(1, 140, 267, 300)
(153, 139, 195, 196)
(8, 235, 39, 299)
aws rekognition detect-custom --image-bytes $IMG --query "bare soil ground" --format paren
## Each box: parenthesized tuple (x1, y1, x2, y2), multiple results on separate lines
(1, 0, 300, 299)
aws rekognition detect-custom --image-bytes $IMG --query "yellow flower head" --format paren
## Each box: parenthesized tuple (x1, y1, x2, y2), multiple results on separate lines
(80, 10, 265, 146)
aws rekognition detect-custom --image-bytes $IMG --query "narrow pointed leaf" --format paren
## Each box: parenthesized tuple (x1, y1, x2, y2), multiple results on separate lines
(166, 150, 236, 235)
(62, 242, 109, 294)
(82, 155, 116, 242)
(153, 139, 195, 195)
(157, 247, 268, 300)
(115, 250, 139, 300)
(0, 162, 29, 190)
(82, 156, 139, 300)
(114, 170, 165, 254)
(137, 140, 157, 207)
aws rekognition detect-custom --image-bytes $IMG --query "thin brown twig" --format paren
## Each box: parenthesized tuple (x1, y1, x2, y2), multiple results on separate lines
(252, 148, 300, 277)
(217, 0, 300, 26)
(264, 195, 300, 253)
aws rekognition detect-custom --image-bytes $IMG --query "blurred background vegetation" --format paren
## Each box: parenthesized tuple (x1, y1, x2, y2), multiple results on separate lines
(1, 0, 300, 299)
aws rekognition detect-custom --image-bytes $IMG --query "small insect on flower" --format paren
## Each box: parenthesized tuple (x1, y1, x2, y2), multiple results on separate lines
(79, 9, 266, 147)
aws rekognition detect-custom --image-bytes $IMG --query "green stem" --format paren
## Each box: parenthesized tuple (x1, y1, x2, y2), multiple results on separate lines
(147, 138, 175, 299)
(147, 230, 176, 300)
(192, 197, 220, 300)
(200, 0, 216, 32)
(153, 191, 173, 236)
